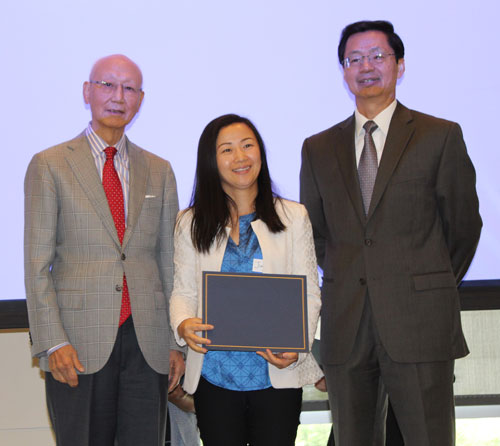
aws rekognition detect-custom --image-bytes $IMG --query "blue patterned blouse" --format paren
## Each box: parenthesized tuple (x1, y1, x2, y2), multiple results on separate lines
(201, 213, 272, 391)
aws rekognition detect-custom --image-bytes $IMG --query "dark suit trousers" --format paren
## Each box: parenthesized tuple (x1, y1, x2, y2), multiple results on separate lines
(45, 317, 168, 446)
(312, 339, 402, 446)
(194, 376, 302, 446)
(323, 296, 455, 446)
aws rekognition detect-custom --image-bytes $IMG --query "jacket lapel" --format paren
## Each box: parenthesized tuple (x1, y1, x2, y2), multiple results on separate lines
(123, 139, 148, 248)
(367, 102, 415, 219)
(334, 115, 366, 223)
(64, 133, 121, 247)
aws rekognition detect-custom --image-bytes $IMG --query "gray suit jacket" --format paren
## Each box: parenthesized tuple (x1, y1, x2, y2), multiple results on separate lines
(24, 132, 179, 374)
(300, 102, 482, 365)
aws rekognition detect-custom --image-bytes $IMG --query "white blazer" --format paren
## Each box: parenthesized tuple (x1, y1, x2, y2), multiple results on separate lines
(170, 199, 322, 394)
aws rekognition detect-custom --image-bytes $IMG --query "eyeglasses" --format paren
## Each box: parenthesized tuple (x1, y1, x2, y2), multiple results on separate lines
(89, 80, 142, 97)
(343, 52, 395, 69)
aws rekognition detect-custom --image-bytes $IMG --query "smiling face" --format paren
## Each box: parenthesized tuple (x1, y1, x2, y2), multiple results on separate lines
(83, 55, 144, 144)
(215, 122, 262, 199)
(343, 30, 404, 117)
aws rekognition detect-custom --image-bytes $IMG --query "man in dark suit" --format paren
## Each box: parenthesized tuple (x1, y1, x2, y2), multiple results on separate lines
(300, 20, 482, 446)
(24, 54, 184, 445)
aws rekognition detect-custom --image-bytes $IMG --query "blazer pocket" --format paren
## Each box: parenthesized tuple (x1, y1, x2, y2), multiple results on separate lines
(413, 272, 456, 291)
(142, 195, 162, 211)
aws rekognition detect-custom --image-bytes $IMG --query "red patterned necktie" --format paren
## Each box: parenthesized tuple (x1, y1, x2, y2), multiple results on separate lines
(103, 147, 131, 326)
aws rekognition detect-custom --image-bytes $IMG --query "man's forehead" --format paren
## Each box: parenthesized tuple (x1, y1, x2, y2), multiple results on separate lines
(345, 31, 390, 52)
(90, 56, 142, 83)
(346, 46, 385, 55)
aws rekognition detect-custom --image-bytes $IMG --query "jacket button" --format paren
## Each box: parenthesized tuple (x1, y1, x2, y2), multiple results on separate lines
(359, 278, 367, 285)
(116, 285, 122, 292)
(365, 239, 372, 246)
(121, 253, 126, 261)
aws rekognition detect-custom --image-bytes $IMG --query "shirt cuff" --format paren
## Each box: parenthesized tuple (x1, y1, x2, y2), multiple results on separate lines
(46, 342, 70, 356)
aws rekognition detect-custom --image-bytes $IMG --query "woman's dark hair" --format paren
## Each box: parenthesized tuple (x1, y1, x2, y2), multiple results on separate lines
(188, 113, 285, 253)
(338, 20, 405, 65)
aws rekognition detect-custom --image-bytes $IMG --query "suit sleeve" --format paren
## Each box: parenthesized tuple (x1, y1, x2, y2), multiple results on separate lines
(300, 138, 328, 269)
(24, 153, 68, 357)
(435, 123, 482, 283)
(157, 161, 182, 352)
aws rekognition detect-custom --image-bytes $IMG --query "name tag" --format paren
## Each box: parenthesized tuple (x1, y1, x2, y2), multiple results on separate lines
(252, 258, 264, 273)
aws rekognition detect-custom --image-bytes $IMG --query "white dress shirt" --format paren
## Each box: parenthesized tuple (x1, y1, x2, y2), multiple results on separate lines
(354, 100, 398, 167)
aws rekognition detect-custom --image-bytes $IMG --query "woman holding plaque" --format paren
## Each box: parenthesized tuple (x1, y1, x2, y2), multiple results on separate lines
(170, 114, 321, 446)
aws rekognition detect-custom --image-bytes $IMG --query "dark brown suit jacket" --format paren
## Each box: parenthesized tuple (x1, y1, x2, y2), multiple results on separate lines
(300, 102, 482, 365)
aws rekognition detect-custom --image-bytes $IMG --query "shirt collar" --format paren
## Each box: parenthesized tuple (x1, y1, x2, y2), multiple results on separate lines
(85, 123, 127, 158)
(355, 100, 398, 138)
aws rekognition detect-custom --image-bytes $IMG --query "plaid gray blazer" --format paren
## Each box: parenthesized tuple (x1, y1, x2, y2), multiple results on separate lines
(24, 132, 179, 374)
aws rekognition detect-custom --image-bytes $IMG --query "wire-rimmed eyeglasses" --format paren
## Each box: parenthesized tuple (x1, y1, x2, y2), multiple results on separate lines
(89, 80, 142, 96)
(343, 52, 395, 69)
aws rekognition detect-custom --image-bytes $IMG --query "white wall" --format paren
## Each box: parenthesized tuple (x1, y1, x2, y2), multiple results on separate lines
(1, 0, 499, 302)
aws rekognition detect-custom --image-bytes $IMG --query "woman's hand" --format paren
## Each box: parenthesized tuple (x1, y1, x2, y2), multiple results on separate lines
(177, 318, 214, 354)
(256, 349, 298, 369)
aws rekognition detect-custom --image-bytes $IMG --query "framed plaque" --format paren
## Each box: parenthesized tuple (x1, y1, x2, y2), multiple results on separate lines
(202, 271, 309, 352)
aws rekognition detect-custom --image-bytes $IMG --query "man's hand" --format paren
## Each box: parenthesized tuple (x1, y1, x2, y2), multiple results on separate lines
(314, 376, 327, 392)
(168, 350, 185, 392)
(48, 345, 85, 387)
